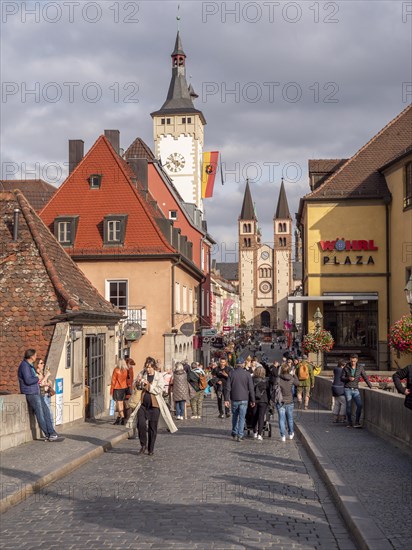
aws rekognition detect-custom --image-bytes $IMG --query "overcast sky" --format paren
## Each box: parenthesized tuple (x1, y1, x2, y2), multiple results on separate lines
(1, 1, 411, 261)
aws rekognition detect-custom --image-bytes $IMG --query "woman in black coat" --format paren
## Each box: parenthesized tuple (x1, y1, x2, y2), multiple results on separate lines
(252, 366, 270, 440)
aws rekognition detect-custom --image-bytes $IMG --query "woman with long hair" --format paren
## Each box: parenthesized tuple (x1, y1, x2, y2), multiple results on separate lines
(110, 359, 129, 425)
(251, 366, 270, 440)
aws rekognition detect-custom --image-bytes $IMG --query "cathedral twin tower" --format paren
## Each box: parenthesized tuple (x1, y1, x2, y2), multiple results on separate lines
(238, 179, 293, 330)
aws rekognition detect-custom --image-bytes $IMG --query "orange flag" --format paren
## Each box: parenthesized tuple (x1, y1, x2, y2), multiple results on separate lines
(201, 151, 219, 198)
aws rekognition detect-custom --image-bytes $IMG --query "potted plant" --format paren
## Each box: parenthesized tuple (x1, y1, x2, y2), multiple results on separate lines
(388, 315, 412, 355)
(302, 329, 334, 373)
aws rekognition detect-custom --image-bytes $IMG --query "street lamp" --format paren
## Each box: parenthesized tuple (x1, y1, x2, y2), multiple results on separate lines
(404, 274, 412, 314)
(313, 307, 323, 331)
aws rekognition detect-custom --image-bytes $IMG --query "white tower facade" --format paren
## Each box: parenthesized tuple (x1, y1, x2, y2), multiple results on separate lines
(151, 32, 206, 210)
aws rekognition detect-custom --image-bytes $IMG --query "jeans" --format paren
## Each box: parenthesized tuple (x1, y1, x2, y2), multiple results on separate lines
(43, 394, 54, 426)
(26, 393, 56, 438)
(277, 403, 294, 437)
(175, 400, 185, 417)
(231, 400, 248, 438)
(344, 388, 362, 424)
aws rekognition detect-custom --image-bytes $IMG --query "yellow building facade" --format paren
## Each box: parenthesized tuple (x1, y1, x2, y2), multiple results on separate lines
(296, 105, 412, 370)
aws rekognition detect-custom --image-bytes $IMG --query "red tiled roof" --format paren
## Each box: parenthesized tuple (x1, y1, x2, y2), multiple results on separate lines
(305, 104, 412, 200)
(40, 136, 175, 255)
(124, 137, 155, 161)
(308, 159, 348, 174)
(0, 179, 56, 211)
(0, 190, 121, 394)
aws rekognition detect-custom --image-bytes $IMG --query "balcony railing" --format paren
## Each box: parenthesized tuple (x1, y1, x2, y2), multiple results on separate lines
(122, 306, 147, 332)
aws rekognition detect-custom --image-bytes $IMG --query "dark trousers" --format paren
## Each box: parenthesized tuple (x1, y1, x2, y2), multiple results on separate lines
(137, 405, 160, 453)
(252, 402, 268, 435)
(26, 393, 56, 438)
(217, 391, 230, 415)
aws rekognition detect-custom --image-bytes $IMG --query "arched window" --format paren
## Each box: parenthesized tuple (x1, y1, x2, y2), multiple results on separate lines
(175, 344, 178, 354)
(278, 223, 283, 232)
(248, 238, 251, 247)
(244, 238, 248, 247)
(283, 223, 287, 232)
(248, 223, 251, 232)
(179, 344, 182, 354)
(279, 238, 283, 246)
(259, 268, 264, 278)
(283, 238, 287, 246)
(243, 223, 248, 233)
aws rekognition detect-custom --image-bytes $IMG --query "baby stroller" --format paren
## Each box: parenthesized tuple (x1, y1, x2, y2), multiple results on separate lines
(245, 403, 272, 438)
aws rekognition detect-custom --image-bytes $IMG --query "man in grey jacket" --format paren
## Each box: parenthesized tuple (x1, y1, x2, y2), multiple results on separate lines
(224, 361, 255, 441)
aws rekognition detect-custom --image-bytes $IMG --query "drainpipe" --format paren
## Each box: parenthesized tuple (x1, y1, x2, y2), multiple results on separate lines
(385, 200, 391, 370)
(171, 255, 182, 330)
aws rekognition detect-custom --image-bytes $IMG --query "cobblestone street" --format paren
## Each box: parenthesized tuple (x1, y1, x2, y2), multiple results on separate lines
(1, 401, 355, 550)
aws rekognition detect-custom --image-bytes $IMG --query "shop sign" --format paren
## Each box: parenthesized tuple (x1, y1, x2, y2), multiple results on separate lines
(319, 238, 378, 266)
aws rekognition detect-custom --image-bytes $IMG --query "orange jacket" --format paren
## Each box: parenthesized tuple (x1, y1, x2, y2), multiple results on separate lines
(110, 368, 129, 394)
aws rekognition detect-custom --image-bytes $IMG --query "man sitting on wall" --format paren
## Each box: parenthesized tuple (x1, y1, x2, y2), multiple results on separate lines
(17, 349, 64, 442)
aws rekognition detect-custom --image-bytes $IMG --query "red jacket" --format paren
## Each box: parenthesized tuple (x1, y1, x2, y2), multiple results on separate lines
(110, 368, 129, 394)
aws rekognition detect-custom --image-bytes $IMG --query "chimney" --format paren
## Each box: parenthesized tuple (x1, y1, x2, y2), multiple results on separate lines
(13, 208, 20, 241)
(104, 130, 120, 155)
(69, 140, 84, 174)
(128, 158, 148, 191)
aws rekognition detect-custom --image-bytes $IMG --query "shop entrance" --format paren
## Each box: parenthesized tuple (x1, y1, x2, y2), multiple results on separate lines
(85, 335, 105, 419)
(323, 301, 378, 363)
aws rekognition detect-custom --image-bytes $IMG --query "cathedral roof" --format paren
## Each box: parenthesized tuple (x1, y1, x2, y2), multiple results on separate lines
(239, 180, 256, 220)
(275, 179, 291, 220)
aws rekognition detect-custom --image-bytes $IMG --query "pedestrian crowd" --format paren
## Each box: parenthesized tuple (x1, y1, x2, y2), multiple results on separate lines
(17, 344, 412, 454)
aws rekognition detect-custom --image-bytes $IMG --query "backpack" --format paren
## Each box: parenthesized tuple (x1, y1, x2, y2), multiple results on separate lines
(270, 383, 283, 406)
(198, 372, 208, 391)
(298, 362, 310, 381)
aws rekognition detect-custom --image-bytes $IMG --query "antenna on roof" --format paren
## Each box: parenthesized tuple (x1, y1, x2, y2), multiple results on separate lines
(176, 4, 181, 31)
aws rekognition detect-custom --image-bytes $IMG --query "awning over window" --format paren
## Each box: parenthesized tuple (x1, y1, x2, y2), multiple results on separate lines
(288, 294, 378, 303)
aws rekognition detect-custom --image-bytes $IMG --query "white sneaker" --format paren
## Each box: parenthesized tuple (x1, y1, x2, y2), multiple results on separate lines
(289, 433, 294, 440)
(257, 435, 263, 441)
(281, 435, 286, 442)
(253, 432, 258, 439)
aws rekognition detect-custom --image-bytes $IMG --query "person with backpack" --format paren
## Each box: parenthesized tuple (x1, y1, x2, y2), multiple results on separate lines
(211, 358, 232, 418)
(296, 355, 315, 410)
(251, 366, 270, 440)
(275, 362, 299, 441)
(188, 362, 207, 419)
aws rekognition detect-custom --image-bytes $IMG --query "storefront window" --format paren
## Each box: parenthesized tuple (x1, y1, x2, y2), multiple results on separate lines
(323, 302, 377, 351)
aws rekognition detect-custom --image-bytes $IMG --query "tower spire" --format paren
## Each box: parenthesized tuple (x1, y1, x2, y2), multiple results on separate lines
(275, 178, 291, 219)
(240, 179, 256, 220)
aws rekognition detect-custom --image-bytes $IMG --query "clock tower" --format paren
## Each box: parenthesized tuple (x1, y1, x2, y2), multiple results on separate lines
(151, 32, 206, 210)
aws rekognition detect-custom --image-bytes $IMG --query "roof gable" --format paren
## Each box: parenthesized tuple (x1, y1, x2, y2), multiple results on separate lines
(306, 104, 412, 200)
(0, 190, 121, 393)
(40, 136, 175, 255)
(0, 179, 56, 211)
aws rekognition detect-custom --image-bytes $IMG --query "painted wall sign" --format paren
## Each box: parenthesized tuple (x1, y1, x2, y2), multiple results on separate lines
(319, 238, 378, 266)
(319, 239, 378, 252)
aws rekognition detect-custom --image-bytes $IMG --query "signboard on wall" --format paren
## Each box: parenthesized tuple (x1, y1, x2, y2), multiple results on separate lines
(55, 378, 63, 426)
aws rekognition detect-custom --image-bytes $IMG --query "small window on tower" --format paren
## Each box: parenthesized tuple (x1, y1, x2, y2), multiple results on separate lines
(166, 118, 171, 125)
(182, 118, 186, 124)
(161, 118, 165, 124)
(187, 117, 192, 123)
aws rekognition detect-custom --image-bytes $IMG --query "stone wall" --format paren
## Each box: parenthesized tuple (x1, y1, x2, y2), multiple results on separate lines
(0, 395, 41, 451)
(312, 376, 412, 451)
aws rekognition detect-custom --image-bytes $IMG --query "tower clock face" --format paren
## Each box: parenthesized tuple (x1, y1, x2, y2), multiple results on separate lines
(261, 251, 269, 260)
(165, 152, 185, 173)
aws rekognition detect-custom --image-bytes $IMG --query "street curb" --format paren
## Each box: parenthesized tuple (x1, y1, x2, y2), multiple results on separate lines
(0, 429, 132, 514)
(294, 421, 393, 550)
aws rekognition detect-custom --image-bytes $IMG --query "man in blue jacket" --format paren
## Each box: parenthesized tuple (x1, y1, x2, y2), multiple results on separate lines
(224, 361, 255, 441)
(18, 349, 63, 442)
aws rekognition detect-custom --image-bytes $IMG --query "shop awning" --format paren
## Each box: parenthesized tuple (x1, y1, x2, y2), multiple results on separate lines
(288, 294, 378, 303)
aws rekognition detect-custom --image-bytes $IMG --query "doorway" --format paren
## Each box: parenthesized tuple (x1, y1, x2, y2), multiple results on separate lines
(85, 335, 105, 419)
(260, 311, 271, 328)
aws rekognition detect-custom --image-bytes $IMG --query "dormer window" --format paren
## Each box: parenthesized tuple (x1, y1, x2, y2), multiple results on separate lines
(169, 210, 178, 220)
(89, 174, 102, 189)
(104, 215, 127, 245)
(54, 216, 79, 246)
